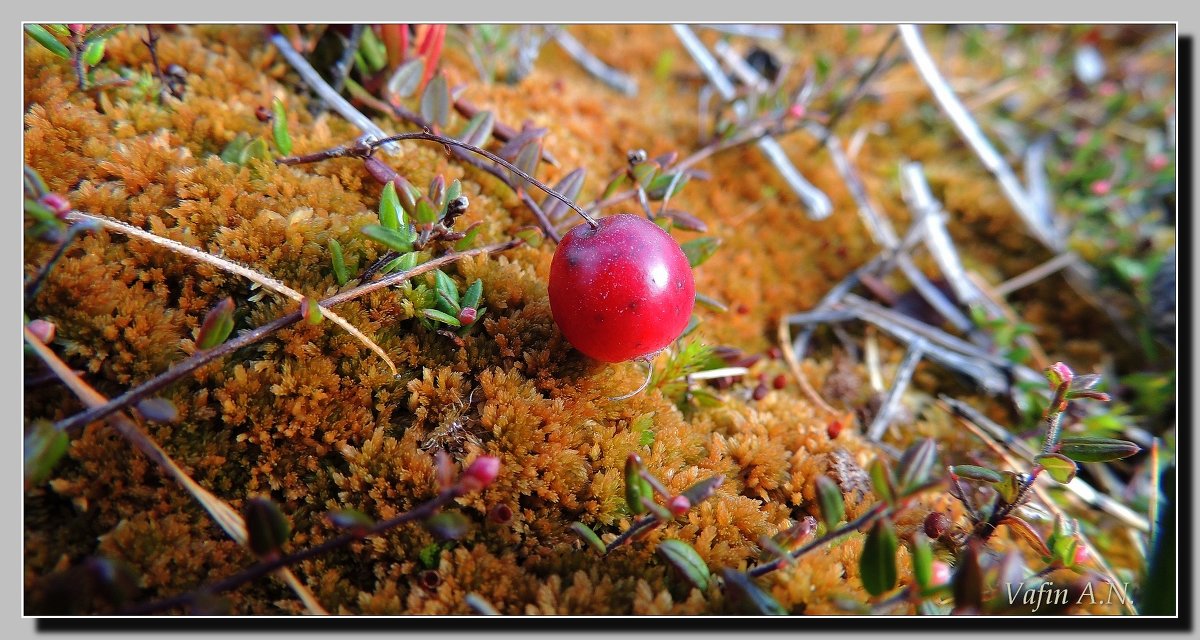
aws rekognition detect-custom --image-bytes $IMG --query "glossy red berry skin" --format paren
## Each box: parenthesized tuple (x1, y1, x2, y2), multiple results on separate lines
(549, 214, 695, 363)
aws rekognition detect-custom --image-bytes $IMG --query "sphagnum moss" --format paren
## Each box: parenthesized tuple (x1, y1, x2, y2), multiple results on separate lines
(24, 24, 1165, 615)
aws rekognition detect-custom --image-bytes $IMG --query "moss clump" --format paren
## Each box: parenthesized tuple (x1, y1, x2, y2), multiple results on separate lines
(25, 24, 1167, 615)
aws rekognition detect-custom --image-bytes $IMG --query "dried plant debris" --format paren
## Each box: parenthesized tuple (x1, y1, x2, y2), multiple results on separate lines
(23, 24, 1174, 616)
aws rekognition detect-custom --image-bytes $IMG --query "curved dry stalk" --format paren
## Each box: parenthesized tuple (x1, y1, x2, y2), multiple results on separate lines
(776, 315, 838, 418)
(23, 327, 328, 615)
(66, 211, 397, 375)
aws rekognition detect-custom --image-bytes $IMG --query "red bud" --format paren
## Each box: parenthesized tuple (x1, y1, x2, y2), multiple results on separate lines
(27, 319, 56, 343)
(459, 455, 500, 492)
(668, 495, 691, 516)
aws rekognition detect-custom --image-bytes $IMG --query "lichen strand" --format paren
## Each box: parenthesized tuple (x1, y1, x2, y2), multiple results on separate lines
(22, 25, 1141, 615)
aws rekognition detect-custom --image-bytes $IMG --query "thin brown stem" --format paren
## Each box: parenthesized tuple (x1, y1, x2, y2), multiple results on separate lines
(52, 239, 522, 434)
(143, 25, 182, 100)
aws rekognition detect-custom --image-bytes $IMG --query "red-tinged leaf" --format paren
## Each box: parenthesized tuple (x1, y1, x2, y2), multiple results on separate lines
(1058, 436, 1141, 462)
(860, 517, 898, 596)
(868, 457, 896, 506)
(387, 58, 425, 99)
(897, 438, 938, 493)
(1000, 516, 1052, 559)
(196, 297, 235, 350)
(949, 464, 1003, 483)
(679, 475, 724, 506)
(660, 209, 708, 232)
(458, 110, 495, 147)
(302, 297, 323, 325)
(721, 569, 787, 615)
(511, 140, 541, 188)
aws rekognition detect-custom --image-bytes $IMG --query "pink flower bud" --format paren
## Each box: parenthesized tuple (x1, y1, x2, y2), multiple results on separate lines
(1149, 154, 1168, 171)
(459, 455, 500, 492)
(1090, 180, 1112, 196)
(457, 307, 477, 326)
(68, 24, 86, 34)
(1073, 542, 1090, 566)
(1097, 81, 1118, 97)
(668, 495, 691, 516)
(39, 193, 71, 219)
(27, 319, 56, 344)
(1046, 362, 1073, 389)
(930, 560, 952, 587)
(787, 104, 806, 119)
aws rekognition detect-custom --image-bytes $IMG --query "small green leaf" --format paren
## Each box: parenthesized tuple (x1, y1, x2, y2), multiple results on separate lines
(327, 509, 375, 531)
(238, 137, 272, 167)
(382, 251, 420, 275)
(135, 397, 178, 423)
(302, 298, 323, 325)
(423, 308, 461, 327)
(196, 297, 236, 350)
(991, 471, 1022, 504)
(680, 237, 720, 268)
(694, 292, 728, 313)
(25, 25, 70, 59)
(360, 224, 414, 253)
(219, 133, 251, 164)
(328, 238, 348, 285)
(815, 475, 844, 529)
(896, 438, 938, 493)
(514, 227, 544, 248)
(657, 539, 710, 591)
(425, 511, 469, 540)
(646, 172, 690, 200)
(601, 172, 628, 201)
(24, 198, 59, 224)
(458, 110, 495, 147)
(624, 453, 654, 515)
(243, 497, 291, 557)
(378, 181, 403, 230)
(1058, 436, 1141, 462)
(387, 58, 425, 98)
(570, 522, 606, 553)
(460, 279, 483, 311)
(631, 413, 655, 447)
(631, 162, 659, 189)
(454, 225, 482, 251)
(82, 39, 105, 67)
(433, 270, 461, 315)
(949, 464, 1004, 483)
(414, 196, 438, 225)
(419, 74, 449, 128)
(271, 98, 293, 156)
(911, 533, 934, 592)
(860, 517, 899, 596)
(24, 421, 69, 487)
(868, 457, 896, 506)
(358, 25, 387, 72)
(428, 175, 446, 210)
(512, 140, 541, 187)
(542, 168, 587, 220)
(721, 568, 788, 615)
(1035, 453, 1077, 484)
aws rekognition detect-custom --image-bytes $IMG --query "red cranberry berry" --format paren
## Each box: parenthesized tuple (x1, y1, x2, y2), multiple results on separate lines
(548, 214, 695, 363)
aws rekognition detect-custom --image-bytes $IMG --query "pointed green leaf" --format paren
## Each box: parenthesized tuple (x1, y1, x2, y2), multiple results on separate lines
(897, 438, 938, 493)
(646, 172, 690, 200)
(542, 168, 586, 220)
(443, 180, 462, 216)
(381, 251, 420, 275)
(868, 457, 896, 506)
(601, 172, 629, 201)
(624, 453, 653, 515)
(358, 25, 387, 72)
(414, 196, 438, 225)
(25, 25, 71, 59)
(378, 181, 402, 230)
(419, 74, 449, 128)
(911, 532, 934, 592)
(721, 568, 788, 615)
(197, 297, 236, 350)
(422, 308, 461, 327)
(680, 237, 720, 268)
(570, 522, 606, 553)
(328, 238, 349, 285)
(694, 292, 728, 313)
(631, 162, 659, 189)
(360, 223, 414, 253)
(949, 464, 1004, 483)
(219, 133, 251, 164)
(512, 140, 541, 187)
(238, 137, 271, 166)
(458, 110, 496, 147)
(514, 227, 543, 248)
(991, 471, 1022, 504)
(24, 421, 69, 487)
(1035, 453, 1077, 484)
(1058, 436, 1141, 462)
(657, 539, 710, 590)
(454, 225, 482, 251)
(425, 511, 469, 540)
(433, 270, 461, 315)
(271, 98, 293, 156)
(24, 198, 59, 224)
(860, 517, 899, 596)
(460, 279, 483, 310)
(815, 475, 844, 529)
(243, 497, 291, 557)
(82, 39, 105, 66)
(387, 58, 425, 98)
(428, 175, 446, 210)
(302, 298, 323, 325)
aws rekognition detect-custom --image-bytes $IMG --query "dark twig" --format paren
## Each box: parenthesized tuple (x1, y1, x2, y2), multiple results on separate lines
(603, 515, 660, 555)
(328, 25, 365, 97)
(279, 132, 598, 229)
(143, 26, 183, 100)
(117, 486, 463, 615)
(52, 239, 523, 434)
(24, 221, 97, 304)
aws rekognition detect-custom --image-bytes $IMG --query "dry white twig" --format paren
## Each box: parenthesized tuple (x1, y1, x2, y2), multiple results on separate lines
(867, 337, 927, 441)
(549, 27, 638, 97)
(68, 211, 397, 375)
